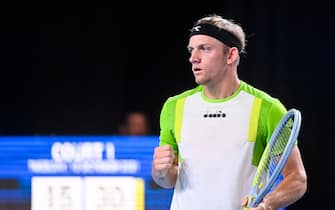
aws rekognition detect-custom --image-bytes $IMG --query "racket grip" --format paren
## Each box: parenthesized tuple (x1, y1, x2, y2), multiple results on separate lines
(243, 195, 253, 210)
(247, 195, 254, 208)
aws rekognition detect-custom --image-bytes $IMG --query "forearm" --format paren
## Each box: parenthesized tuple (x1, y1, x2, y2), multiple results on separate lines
(152, 164, 178, 189)
(264, 171, 307, 209)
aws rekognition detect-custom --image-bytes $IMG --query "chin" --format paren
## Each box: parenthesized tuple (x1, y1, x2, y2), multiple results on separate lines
(195, 78, 206, 85)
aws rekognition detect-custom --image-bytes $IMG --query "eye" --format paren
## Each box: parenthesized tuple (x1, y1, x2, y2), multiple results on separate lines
(187, 47, 193, 54)
(201, 45, 211, 52)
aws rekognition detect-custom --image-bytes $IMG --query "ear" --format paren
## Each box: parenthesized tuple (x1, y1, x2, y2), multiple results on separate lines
(226, 47, 239, 65)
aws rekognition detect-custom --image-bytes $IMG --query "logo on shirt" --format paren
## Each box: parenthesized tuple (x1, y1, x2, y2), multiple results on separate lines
(203, 110, 226, 118)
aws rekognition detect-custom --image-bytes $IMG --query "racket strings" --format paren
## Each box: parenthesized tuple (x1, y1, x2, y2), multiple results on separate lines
(254, 147, 271, 191)
(270, 119, 293, 156)
(269, 119, 293, 169)
(254, 118, 294, 192)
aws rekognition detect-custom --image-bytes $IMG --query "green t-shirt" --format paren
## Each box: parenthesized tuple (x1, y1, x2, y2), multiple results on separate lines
(158, 81, 287, 210)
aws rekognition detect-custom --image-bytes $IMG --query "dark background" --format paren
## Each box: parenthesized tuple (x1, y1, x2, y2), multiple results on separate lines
(0, 1, 331, 209)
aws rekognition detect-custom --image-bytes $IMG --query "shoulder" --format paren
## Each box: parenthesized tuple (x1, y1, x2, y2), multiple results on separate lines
(159, 86, 202, 118)
(241, 80, 287, 118)
(159, 86, 202, 129)
(241, 81, 279, 104)
(241, 81, 285, 110)
(163, 86, 202, 105)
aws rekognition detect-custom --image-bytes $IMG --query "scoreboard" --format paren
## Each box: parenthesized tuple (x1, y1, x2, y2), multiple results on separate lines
(0, 136, 173, 210)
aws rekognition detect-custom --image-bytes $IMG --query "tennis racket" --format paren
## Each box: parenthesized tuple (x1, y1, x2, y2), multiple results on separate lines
(245, 108, 302, 209)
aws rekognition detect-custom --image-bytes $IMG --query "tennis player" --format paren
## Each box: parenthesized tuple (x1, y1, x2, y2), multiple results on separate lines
(151, 14, 307, 210)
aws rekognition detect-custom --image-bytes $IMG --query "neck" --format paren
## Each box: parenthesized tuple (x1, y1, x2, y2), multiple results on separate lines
(203, 77, 240, 99)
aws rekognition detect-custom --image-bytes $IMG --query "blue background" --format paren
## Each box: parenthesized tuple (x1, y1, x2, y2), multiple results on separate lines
(0, 136, 173, 210)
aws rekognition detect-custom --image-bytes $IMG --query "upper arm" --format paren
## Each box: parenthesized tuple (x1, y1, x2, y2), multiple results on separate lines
(281, 146, 306, 179)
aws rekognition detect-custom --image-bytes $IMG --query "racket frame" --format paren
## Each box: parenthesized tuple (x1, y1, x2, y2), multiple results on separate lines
(247, 108, 302, 207)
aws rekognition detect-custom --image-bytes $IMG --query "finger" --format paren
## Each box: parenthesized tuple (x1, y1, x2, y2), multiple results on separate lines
(154, 149, 175, 159)
(153, 160, 173, 170)
(258, 202, 265, 210)
(156, 145, 173, 152)
(160, 144, 173, 149)
(240, 196, 248, 206)
(154, 164, 172, 173)
(154, 157, 174, 165)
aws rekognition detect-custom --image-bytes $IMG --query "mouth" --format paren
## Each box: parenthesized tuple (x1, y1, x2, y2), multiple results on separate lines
(193, 68, 202, 75)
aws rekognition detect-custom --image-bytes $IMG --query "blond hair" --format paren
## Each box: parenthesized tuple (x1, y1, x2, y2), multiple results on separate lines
(195, 14, 247, 54)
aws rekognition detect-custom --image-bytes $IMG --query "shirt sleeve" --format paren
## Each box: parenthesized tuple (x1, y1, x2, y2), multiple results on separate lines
(266, 99, 287, 143)
(159, 98, 179, 154)
(252, 98, 287, 166)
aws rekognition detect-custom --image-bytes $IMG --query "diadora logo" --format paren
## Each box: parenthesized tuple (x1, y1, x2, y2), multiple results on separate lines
(203, 110, 226, 118)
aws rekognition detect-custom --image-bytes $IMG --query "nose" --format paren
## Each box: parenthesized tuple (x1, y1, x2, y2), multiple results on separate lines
(189, 49, 200, 64)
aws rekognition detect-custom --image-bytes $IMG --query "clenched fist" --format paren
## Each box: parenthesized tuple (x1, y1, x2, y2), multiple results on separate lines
(152, 145, 176, 178)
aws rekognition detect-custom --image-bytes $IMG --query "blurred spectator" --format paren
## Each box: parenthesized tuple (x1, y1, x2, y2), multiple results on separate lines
(118, 111, 162, 189)
(118, 111, 150, 136)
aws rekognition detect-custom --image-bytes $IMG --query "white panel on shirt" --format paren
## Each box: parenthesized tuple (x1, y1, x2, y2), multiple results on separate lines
(170, 91, 257, 210)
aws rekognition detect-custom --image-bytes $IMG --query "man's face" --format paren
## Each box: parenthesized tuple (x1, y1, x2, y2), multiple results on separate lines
(187, 35, 229, 86)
